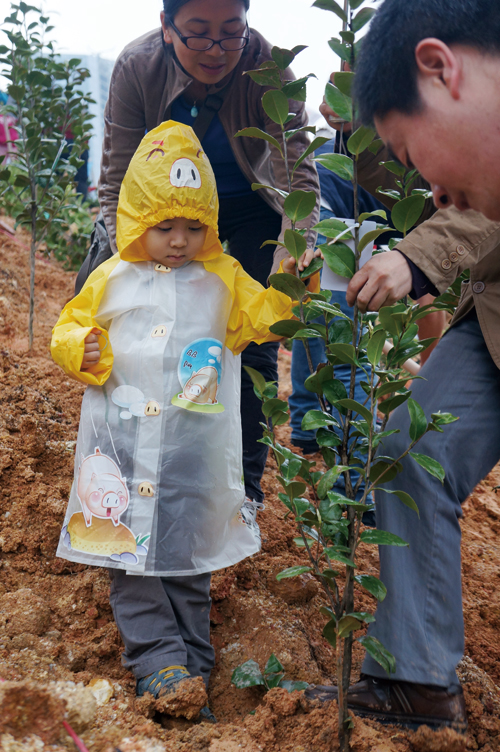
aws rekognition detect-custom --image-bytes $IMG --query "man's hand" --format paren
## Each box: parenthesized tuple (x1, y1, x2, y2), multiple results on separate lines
(346, 251, 413, 312)
(282, 248, 324, 276)
(81, 328, 102, 370)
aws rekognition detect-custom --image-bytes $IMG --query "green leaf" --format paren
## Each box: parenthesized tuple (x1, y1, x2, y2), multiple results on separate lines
(360, 529, 408, 547)
(283, 228, 307, 260)
(366, 329, 386, 366)
(369, 459, 401, 485)
(354, 574, 387, 601)
(359, 209, 388, 223)
(358, 636, 396, 675)
(322, 619, 337, 649)
(234, 127, 282, 155)
(312, 0, 347, 22)
(327, 343, 359, 367)
(292, 328, 324, 339)
(251, 182, 288, 199)
(349, 611, 376, 624)
(380, 160, 406, 177)
(262, 398, 289, 418)
(325, 549, 356, 568)
(265, 653, 284, 674)
(391, 195, 425, 235)
(284, 190, 317, 223)
(304, 364, 334, 393)
(276, 565, 312, 581)
(352, 7, 376, 32)
(317, 466, 342, 499)
(377, 391, 412, 415)
(243, 366, 266, 396)
(269, 272, 306, 300)
(358, 227, 390, 253)
(377, 488, 419, 515)
(338, 615, 362, 638)
(269, 320, 308, 337)
(324, 83, 352, 122)
(328, 37, 351, 64)
(299, 256, 324, 280)
(301, 410, 339, 431)
(313, 217, 351, 239)
(316, 429, 341, 450)
(349, 0, 366, 9)
(321, 242, 355, 279)
(333, 71, 355, 97)
(279, 679, 309, 692)
(375, 378, 411, 398)
(292, 136, 330, 175)
(314, 153, 353, 181)
(410, 452, 445, 483)
(262, 89, 289, 126)
(231, 659, 264, 689)
(347, 126, 376, 157)
(245, 63, 281, 89)
(323, 379, 348, 406)
(407, 398, 427, 441)
(430, 411, 459, 427)
(335, 399, 373, 425)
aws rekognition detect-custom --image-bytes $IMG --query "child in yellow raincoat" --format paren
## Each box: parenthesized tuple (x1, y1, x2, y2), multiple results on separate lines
(51, 120, 319, 718)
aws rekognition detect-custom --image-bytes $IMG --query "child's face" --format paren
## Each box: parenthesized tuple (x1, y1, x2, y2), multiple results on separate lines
(143, 218, 208, 267)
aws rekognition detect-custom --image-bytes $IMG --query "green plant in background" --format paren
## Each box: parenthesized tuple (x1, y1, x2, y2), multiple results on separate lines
(0, 2, 94, 348)
(232, 3, 459, 749)
(231, 653, 309, 694)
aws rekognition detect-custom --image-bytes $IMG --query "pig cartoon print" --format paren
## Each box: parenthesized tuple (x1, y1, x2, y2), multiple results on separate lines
(77, 448, 128, 527)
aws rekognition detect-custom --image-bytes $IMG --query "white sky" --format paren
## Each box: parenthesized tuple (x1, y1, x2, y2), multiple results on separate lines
(0, 0, 344, 120)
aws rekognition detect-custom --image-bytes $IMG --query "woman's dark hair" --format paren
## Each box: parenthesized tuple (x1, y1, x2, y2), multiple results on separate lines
(355, 0, 500, 126)
(162, 0, 250, 22)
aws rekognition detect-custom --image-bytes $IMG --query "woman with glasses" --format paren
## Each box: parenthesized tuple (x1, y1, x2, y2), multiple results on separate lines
(94, 0, 319, 521)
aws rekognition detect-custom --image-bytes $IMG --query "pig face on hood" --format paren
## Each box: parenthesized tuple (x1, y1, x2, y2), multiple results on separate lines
(116, 120, 224, 265)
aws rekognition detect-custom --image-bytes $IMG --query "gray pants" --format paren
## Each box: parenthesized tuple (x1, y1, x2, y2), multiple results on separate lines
(363, 312, 500, 687)
(109, 569, 215, 684)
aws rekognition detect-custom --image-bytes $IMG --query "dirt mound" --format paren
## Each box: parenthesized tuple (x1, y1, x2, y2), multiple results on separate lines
(0, 227, 499, 750)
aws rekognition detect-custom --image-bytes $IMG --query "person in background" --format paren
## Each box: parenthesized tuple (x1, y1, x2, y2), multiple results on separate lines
(75, 0, 319, 518)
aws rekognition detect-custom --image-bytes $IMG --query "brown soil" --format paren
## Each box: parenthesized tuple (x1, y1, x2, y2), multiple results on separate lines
(0, 226, 499, 751)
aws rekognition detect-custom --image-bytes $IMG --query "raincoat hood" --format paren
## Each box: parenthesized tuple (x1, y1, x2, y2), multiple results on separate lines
(116, 120, 223, 263)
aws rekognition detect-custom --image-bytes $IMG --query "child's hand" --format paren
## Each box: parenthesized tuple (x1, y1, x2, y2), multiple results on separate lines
(282, 248, 324, 277)
(81, 329, 102, 370)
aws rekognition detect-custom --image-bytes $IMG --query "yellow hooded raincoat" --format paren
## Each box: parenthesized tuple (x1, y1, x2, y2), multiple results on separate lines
(51, 121, 300, 576)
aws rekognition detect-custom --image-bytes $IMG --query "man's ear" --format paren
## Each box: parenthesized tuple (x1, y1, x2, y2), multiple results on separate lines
(415, 38, 461, 100)
(160, 11, 173, 44)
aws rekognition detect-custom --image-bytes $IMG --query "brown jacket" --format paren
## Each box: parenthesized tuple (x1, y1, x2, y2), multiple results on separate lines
(99, 27, 319, 264)
(358, 145, 500, 368)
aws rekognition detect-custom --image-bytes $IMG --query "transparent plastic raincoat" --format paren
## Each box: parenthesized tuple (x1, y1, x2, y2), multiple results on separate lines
(51, 121, 303, 576)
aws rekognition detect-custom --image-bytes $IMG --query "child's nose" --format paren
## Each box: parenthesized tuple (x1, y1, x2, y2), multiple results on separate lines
(169, 231, 187, 247)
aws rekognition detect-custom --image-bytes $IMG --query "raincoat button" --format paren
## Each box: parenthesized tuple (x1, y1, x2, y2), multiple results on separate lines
(441, 258, 452, 270)
(138, 482, 154, 497)
(456, 244, 467, 255)
(472, 281, 485, 294)
(151, 325, 167, 338)
(155, 263, 171, 273)
(449, 251, 459, 263)
(145, 400, 161, 416)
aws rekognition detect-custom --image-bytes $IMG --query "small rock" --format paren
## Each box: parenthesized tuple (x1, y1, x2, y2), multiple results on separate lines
(155, 676, 208, 720)
(266, 571, 319, 604)
(88, 677, 114, 706)
(0, 589, 51, 637)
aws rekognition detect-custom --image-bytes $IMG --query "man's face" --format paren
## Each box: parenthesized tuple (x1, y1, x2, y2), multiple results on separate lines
(374, 48, 500, 221)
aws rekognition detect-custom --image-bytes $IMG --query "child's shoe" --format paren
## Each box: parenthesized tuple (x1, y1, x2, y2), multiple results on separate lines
(136, 665, 191, 698)
(199, 705, 217, 723)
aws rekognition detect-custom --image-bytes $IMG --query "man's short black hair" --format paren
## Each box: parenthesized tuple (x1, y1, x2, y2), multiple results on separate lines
(354, 0, 500, 126)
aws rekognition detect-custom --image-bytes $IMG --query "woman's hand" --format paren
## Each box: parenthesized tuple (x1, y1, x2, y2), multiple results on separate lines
(282, 247, 323, 276)
(81, 329, 102, 370)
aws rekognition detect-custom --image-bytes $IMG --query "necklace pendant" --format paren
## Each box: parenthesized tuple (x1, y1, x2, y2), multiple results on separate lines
(190, 104, 199, 118)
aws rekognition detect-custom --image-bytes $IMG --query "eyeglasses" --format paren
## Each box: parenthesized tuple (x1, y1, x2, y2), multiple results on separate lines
(169, 21, 250, 52)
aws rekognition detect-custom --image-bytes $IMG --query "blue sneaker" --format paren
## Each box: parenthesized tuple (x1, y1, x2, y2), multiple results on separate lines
(136, 665, 191, 699)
